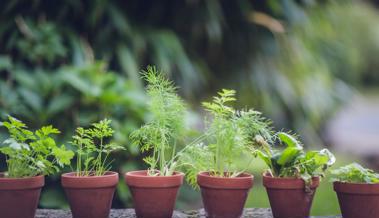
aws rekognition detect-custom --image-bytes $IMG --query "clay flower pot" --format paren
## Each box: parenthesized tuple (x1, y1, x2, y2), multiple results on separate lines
(263, 174, 319, 218)
(334, 181, 379, 218)
(61, 171, 119, 218)
(197, 171, 254, 218)
(0, 173, 44, 218)
(125, 170, 184, 218)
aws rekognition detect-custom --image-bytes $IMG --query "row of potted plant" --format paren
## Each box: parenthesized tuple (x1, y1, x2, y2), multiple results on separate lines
(0, 66, 378, 218)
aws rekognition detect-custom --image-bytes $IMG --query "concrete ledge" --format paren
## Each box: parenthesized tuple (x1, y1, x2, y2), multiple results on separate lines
(36, 209, 341, 218)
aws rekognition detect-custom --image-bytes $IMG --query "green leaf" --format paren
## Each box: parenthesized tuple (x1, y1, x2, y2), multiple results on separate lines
(277, 146, 302, 166)
(255, 150, 272, 169)
(117, 44, 142, 89)
(3, 138, 27, 150)
(52, 145, 74, 166)
(18, 87, 42, 112)
(0, 55, 12, 71)
(46, 94, 74, 116)
(277, 132, 302, 148)
(37, 125, 61, 137)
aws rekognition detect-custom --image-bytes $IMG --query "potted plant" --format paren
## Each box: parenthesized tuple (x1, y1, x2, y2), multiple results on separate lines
(331, 162, 379, 218)
(126, 66, 188, 218)
(61, 119, 124, 218)
(179, 89, 274, 218)
(256, 132, 335, 218)
(0, 116, 74, 218)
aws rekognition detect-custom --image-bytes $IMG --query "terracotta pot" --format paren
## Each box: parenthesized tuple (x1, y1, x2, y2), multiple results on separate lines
(125, 170, 184, 218)
(334, 181, 379, 218)
(61, 171, 118, 218)
(197, 171, 254, 218)
(0, 173, 44, 218)
(263, 174, 319, 218)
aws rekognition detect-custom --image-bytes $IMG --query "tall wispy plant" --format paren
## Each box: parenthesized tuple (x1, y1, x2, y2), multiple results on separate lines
(179, 89, 274, 187)
(130, 66, 187, 176)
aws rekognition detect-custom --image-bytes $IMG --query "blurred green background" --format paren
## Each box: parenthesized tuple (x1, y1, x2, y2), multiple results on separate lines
(1, 0, 379, 216)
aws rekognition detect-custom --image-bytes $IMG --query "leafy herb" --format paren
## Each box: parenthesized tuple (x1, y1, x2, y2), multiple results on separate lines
(331, 163, 379, 184)
(180, 89, 274, 187)
(256, 132, 336, 187)
(130, 66, 187, 176)
(0, 116, 74, 178)
(71, 119, 124, 176)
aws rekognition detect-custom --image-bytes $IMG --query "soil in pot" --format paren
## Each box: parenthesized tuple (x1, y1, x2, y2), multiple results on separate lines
(61, 171, 119, 218)
(197, 172, 254, 218)
(125, 170, 184, 218)
(0, 173, 44, 218)
(334, 181, 379, 218)
(263, 174, 319, 218)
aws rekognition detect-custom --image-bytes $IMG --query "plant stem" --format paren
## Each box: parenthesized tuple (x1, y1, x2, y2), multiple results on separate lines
(166, 133, 209, 168)
(216, 137, 221, 176)
(97, 137, 104, 176)
(160, 131, 166, 175)
(77, 143, 82, 176)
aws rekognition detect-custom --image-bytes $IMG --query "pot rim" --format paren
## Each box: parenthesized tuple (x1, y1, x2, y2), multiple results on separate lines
(0, 173, 45, 190)
(125, 170, 184, 178)
(62, 171, 118, 179)
(333, 181, 379, 194)
(198, 171, 254, 180)
(61, 171, 119, 189)
(125, 170, 184, 188)
(197, 171, 254, 190)
(262, 173, 320, 189)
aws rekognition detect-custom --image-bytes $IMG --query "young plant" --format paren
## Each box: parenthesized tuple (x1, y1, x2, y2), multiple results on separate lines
(179, 89, 274, 187)
(130, 66, 187, 176)
(71, 119, 123, 176)
(331, 163, 379, 183)
(256, 132, 336, 186)
(0, 116, 74, 178)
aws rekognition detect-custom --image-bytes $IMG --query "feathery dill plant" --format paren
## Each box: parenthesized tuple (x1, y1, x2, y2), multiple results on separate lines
(71, 119, 124, 177)
(130, 66, 187, 176)
(179, 89, 274, 187)
(0, 116, 74, 178)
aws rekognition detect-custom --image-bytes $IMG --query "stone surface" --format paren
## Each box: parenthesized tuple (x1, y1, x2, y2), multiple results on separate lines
(35, 209, 341, 218)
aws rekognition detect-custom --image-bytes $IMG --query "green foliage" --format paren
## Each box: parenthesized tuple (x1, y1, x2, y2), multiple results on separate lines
(180, 89, 274, 187)
(14, 17, 67, 64)
(0, 116, 74, 178)
(130, 66, 186, 176)
(202, 89, 236, 117)
(331, 163, 379, 184)
(256, 132, 335, 187)
(71, 119, 124, 177)
(1, 0, 378, 209)
(177, 142, 213, 188)
(265, 1, 379, 143)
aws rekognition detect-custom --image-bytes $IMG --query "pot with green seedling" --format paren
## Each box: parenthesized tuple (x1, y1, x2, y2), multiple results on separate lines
(0, 116, 74, 218)
(179, 89, 274, 218)
(126, 67, 189, 218)
(331, 163, 379, 218)
(61, 119, 124, 218)
(255, 132, 335, 218)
